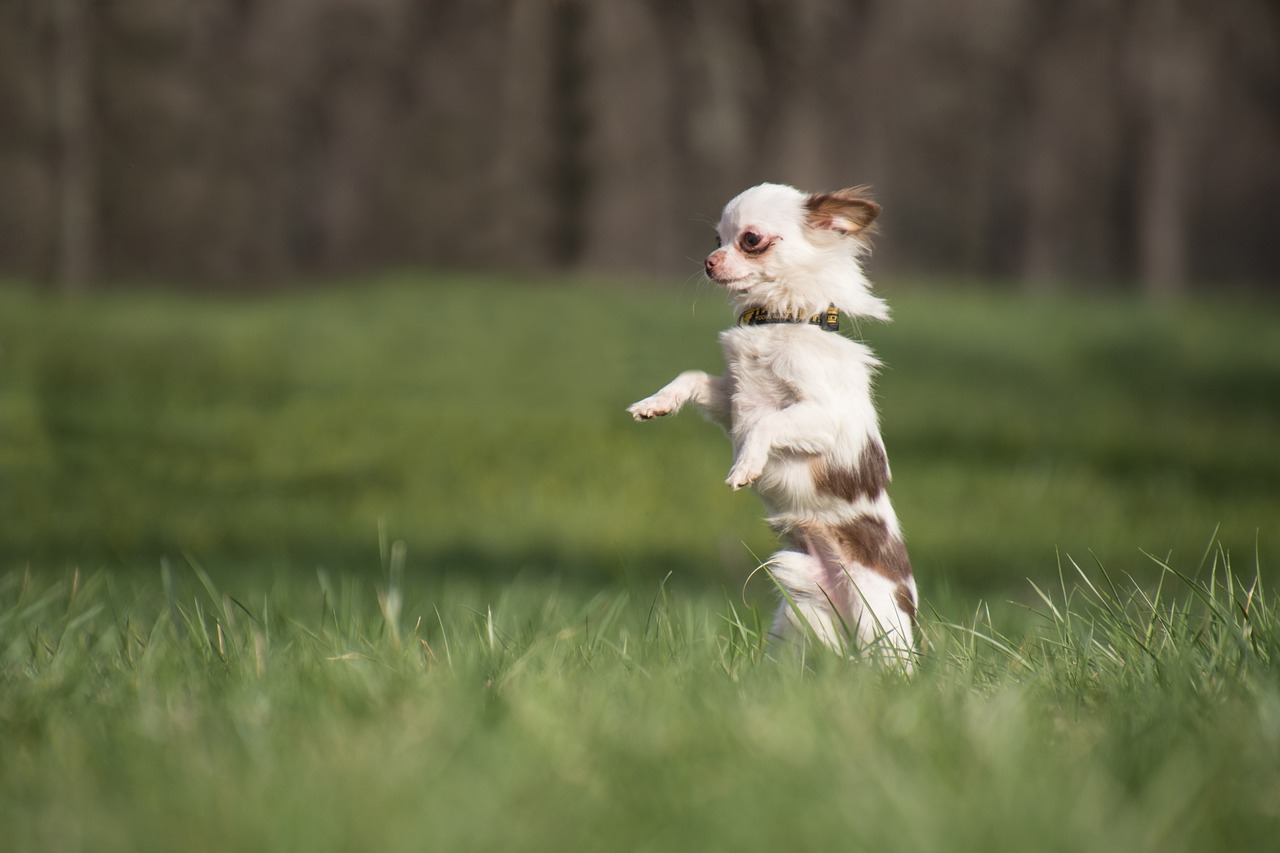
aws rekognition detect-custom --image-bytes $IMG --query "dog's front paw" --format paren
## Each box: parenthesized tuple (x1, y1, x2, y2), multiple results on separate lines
(726, 448, 768, 491)
(628, 394, 676, 421)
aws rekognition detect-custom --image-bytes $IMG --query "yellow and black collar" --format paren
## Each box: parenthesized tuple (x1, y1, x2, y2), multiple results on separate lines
(738, 304, 840, 332)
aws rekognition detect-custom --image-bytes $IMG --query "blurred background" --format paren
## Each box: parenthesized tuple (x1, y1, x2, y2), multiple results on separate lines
(2, 0, 1279, 601)
(3, 0, 1279, 292)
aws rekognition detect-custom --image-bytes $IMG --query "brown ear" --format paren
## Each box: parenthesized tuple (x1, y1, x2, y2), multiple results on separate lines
(804, 188, 881, 236)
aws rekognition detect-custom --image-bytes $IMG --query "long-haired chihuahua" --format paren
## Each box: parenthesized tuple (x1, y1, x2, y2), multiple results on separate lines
(628, 183, 915, 665)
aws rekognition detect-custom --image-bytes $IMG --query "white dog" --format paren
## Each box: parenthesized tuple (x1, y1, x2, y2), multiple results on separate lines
(628, 183, 916, 662)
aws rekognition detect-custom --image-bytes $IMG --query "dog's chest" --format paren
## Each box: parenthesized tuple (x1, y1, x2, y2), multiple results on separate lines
(718, 325, 880, 435)
(719, 328, 799, 426)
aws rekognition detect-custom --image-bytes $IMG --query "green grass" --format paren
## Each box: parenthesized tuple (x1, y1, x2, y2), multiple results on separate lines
(2, 274, 1278, 594)
(3, 548, 1278, 851)
(2, 274, 1280, 849)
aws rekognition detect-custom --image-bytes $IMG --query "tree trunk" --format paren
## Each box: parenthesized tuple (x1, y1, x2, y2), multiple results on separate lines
(1133, 1, 1208, 299)
(548, 0, 590, 268)
(1138, 108, 1193, 298)
(50, 0, 96, 292)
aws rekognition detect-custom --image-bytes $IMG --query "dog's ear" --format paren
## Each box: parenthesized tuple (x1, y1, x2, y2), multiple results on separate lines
(804, 188, 881, 236)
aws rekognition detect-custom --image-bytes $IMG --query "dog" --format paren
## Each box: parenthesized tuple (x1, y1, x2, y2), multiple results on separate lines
(627, 183, 916, 664)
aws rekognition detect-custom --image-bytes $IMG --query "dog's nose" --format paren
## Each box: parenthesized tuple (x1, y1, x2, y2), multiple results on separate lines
(705, 252, 722, 277)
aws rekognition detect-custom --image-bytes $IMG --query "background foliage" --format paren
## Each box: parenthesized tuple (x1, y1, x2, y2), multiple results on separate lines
(4, 0, 1279, 293)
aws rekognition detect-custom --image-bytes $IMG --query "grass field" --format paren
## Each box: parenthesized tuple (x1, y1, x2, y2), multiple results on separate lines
(2, 274, 1279, 850)
(3, 274, 1277, 591)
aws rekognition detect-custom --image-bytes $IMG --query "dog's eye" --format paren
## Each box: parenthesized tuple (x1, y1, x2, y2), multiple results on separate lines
(740, 230, 767, 253)
(715, 235, 722, 249)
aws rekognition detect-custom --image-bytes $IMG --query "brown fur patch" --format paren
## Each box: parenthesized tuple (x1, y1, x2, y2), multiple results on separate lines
(804, 187, 881, 236)
(828, 516, 914, 585)
(811, 442, 889, 503)
(777, 515, 914, 591)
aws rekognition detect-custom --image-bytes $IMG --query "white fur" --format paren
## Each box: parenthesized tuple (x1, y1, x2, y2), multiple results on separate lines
(710, 183, 889, 321)
(628, 183, 916, 666)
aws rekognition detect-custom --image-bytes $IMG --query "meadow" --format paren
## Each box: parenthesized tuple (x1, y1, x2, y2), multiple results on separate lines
(2, 274, 1279, 850)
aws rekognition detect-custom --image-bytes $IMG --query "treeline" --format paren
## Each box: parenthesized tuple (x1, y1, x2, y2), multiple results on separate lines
(2, 0, 1278, 293)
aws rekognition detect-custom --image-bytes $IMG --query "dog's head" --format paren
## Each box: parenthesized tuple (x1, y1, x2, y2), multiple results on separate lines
(705, 183, 889, 321)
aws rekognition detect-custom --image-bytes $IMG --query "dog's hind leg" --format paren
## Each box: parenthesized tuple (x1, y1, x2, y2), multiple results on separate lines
(766, 550, 849, 649)
(842, 564, 916, 670)
(766, 544, 916, 669)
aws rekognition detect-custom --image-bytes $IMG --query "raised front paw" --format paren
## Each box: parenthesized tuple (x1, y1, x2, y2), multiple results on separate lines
(725, 446, 768, 491)
(627, 394, 675, 421)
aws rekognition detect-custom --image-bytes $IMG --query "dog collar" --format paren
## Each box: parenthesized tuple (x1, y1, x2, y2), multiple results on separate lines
(738, 304, 840, 332)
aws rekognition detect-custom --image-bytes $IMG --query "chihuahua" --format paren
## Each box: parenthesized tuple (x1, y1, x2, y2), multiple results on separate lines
(627, 183, 915, 663)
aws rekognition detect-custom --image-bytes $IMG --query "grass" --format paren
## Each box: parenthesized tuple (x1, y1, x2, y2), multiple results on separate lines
(2, 546, 1278, 851)
(2, 273, 1278, 594)
(2, 273, 1280, 849)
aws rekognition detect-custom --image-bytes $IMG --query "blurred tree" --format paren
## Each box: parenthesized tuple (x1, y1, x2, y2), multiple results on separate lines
(1131, 0, 1210, 299)
(548, 0, 589, 267)
(1, 0, 1276, 292)
(1018, 1, 1128, 292)
(50, 0, 97, 292)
